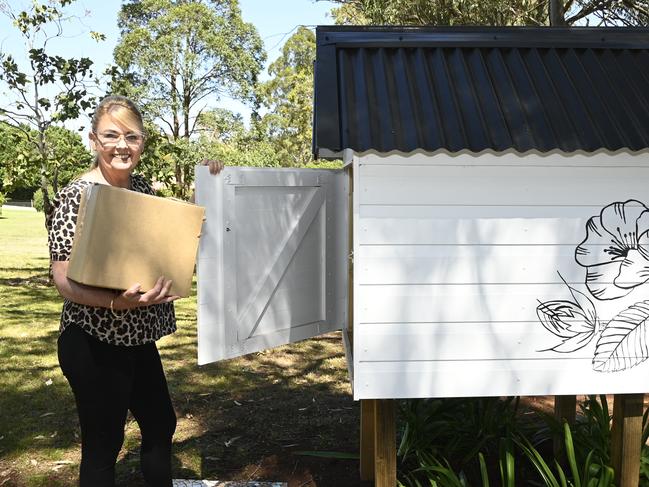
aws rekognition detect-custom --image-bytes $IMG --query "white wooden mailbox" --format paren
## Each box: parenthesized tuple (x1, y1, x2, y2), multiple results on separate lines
(195, 26, 649, 403)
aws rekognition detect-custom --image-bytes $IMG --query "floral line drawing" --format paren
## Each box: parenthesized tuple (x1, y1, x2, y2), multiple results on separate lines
(575, 199, 649, 300)
(537, 200, 649, 373)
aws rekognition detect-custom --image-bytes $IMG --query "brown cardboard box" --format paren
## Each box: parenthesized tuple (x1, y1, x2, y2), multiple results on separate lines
(67, 183, 205, 297)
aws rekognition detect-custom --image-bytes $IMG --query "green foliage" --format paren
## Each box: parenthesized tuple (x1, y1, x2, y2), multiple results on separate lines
(0, 124, 91, 195)
(0, 0, 98, 215)
(331, 0, 547, 25)
(397, 397, 616, 487)
(515, 422, 614, 487)
(31, 186, 53, 213)
(329, 0, 649, 26)
(572, 395, 611, 467)
(0, 192, 6, 213)
(137, 125, 285, 199)
(398, 397, 530, 471)
(196, 108, 246, 144)
(257, 26, 315, 166)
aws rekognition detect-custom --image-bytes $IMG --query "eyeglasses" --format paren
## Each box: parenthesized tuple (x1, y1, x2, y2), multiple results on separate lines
(94, 131, 144, 147)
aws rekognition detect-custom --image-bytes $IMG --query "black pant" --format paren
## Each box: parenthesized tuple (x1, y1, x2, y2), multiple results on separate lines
(57, 324, 176, 487)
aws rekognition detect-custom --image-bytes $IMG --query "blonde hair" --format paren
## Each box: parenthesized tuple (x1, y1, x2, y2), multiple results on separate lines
(90, 96, 145, 167)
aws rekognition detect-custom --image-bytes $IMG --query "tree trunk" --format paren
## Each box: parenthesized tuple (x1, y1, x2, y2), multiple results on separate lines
(171, 69, 180, 140)
(549, 0, 566, 25)
(181, 78, 191, 199)
(40, 179, 51, 218)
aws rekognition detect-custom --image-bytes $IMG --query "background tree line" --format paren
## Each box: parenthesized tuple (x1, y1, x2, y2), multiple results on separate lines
(1, 0, 647, 213)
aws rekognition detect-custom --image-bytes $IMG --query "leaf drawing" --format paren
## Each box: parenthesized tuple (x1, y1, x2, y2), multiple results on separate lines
(536, 300, 596, 352)
(560, 273, 598, 329)
(536, 274, 599, 353)
(593, 300, 649, 372)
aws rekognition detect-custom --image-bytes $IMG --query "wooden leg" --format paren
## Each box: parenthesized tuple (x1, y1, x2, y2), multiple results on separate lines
(360, 399, 375, 481)
(553, 395, 576, 458)
(611, 393, 644, 487)
(374, 399, 396, 487)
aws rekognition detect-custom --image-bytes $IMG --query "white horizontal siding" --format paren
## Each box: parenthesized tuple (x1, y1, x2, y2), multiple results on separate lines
(354, 358, 649, 399)
(357, 283, 559, 323)
(357, 245, 582, 285)
(353, 152, 649, 399)
(360, 164, 649, 206)
(355, 321, 570, 361)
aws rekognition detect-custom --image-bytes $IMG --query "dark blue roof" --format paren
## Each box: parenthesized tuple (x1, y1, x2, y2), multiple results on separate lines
(313, 26, 649, 158)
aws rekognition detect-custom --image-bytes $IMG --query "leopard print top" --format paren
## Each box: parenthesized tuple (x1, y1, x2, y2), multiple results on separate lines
(47, 175, 176, 346)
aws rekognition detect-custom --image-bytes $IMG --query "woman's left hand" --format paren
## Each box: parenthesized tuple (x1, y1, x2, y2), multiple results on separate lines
(200, 159, 224, 176)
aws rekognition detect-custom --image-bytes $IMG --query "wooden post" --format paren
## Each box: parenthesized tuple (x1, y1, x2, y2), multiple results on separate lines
(611, 393, 644, 487)
(360, 399, 397, 486)
(360, 399, 376, 480)
(553, 395, 576, 458)
(374, 399, 397, 487)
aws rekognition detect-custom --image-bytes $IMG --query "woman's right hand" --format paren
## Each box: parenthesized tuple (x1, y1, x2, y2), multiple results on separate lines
(115, 276, 180, 310)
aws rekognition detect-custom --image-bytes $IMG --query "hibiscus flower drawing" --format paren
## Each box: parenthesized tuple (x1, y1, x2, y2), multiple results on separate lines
(575, 200, 649, 300)
(537, 200, 649, 373)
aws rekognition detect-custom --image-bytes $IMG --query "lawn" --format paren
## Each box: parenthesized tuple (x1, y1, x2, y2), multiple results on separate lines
(0, 208, 361, 487)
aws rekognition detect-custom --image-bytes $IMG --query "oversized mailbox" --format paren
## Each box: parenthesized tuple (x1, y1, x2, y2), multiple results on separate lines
(196, 150, 649, 401)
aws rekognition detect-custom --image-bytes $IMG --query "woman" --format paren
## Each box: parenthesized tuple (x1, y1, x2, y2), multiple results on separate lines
(47, 95, 221, 486)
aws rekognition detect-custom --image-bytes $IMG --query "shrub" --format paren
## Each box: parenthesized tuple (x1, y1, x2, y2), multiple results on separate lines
(32, 187, 54, 213)
(397, 397, 616, 487)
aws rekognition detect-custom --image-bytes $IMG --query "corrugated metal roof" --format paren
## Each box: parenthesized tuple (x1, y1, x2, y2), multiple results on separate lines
(313, 26, 649, 157)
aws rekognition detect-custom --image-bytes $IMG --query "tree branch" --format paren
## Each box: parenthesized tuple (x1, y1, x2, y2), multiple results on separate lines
(565, 0, 614, 24)
(189, 105, 206, 136)
(0, 106, 36, 125)
(0, 117, 32, 139)
(158, 115, 175, 136)
(622, 0, 649, 18)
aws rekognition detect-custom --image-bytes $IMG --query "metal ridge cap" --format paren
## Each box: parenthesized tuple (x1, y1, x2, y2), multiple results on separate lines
(339, 147, 649, 157)
(316, 26, 649, 49)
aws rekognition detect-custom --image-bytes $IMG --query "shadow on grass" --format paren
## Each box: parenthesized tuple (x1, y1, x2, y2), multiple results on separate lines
(0, 263, 52, 289)
(1, 323, 364, 486)
(113, 333, 363, 487)
(0, 261, 362, 485)
(0, 327, 79, 464)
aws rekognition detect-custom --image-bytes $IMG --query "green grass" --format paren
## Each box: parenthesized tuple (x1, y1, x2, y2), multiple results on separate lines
(0, 208, 357, 486)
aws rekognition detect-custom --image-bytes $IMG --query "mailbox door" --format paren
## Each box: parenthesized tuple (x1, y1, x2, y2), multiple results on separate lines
(195, 166, 348, 364)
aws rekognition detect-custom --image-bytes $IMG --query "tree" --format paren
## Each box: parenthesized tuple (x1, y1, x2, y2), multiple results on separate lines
(195, 107, 246, 144)
(112, 0, 265, 197)
(258, 26, 316, 167)
(0, 0, 100, 216)
(328, 0, 649, 26)
(329, 0, 547, 25)
(114, 0, 265, 140)
(0, 124, 91, 196)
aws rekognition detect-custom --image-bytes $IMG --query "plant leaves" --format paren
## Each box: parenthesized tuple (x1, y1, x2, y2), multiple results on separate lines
(593, 300, 649, 372)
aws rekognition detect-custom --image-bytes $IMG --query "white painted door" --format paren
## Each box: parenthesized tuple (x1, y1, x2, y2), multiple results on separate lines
(194, 166, 348, 365)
